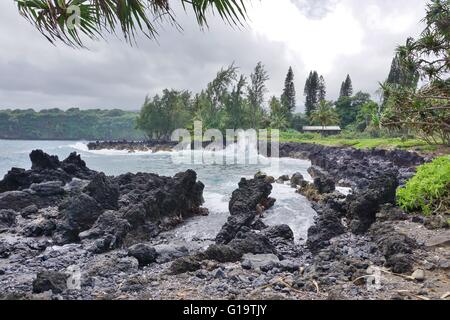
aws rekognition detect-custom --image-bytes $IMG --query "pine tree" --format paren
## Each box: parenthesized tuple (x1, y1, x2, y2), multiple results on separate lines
(339, 74, 353, 98)
(346, 75, 353, 96)
(281, 67, 296, 117)
(304, 71, 320, 117)
(386, 53, 419, 88)
(318, 75, 326, 102)
(387, 55, 402, 85)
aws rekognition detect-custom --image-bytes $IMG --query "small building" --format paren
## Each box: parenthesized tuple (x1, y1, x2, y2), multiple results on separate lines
(302, 126, 342, 136)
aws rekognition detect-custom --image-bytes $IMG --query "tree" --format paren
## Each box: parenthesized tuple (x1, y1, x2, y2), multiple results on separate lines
(397, 0, 450, 81)
(386, 52, 419, 88)
(382, 81, 450, 145)
(0, 108, 144, 140)
(16, 0, 248, 47)
(318, 75, 327, 102)
(226, 75, 248, 129)
(136, 89, 192, 140)
(269, 113, 289, 130)
(194, 64, 238, 131)
(382, 50, 421, 106)
(281, 67, 296, 118)
(304, 71, 320, 117)
(382, 0, 450, 145)
(206, 64, 238, 111)
(247, 62, 269, 128)
(339, 74, 353, 98)
(269, 96, 284, 116)
(309, 100, 339, 133)
(291, 113, 308, 132)
(356, 101, 380, 132)
(335, 92, 371, 128)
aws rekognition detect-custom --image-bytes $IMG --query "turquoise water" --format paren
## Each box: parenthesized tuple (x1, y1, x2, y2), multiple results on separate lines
(0, 140, 317, 242)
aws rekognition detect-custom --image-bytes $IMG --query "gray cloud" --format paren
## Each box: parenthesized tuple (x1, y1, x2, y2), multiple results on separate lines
(0, 0, 426, 112)
(291, 0, 339, 19)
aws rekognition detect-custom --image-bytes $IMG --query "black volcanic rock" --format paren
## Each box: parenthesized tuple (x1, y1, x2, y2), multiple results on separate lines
(307, 207, 345, 253)
(21, 205, 38, 219)
(346, 172, 398, 234)
(169, 256, 202, 275)
(128, 243, 158, 267)
(228, 232, 276, 256)
(0, 209, 17, 231)
(261, 224, 294, 241)
(229, 176, 274, 215)
(80, 211, 131, 252)
(204, 244, 243, 263)
(29, 181, 65, 197)
(290, 172, 304, 186)
(84, 173, 119, 210)
(385, 254, 414, 274)
(30, 150, 60, 171)
(114, 170, 205, 228)
(216, 175, 277, 245)
(0, 168, 31, 192)
(32, 271, 68, 294)
(52, 167, 207, 247)
(59, 193, 103, 232)
(0, 150, 97, 193)
(215, 211, 256, 245)
(369, 222, 417, 274)
(62, 152, 87, 170)
(21, 218, 56, 237)
(279, 143, 424, 192)
(0, 191, 37, 211)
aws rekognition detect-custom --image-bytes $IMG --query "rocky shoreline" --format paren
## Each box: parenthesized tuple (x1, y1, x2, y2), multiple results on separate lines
(0, 143, 449, 300)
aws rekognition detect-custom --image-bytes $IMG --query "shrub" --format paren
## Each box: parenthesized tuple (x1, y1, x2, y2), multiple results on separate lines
(397, 156, 450, 215)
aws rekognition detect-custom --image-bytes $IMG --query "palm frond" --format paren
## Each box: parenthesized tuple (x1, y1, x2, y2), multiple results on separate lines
(15, 0, 248, 47)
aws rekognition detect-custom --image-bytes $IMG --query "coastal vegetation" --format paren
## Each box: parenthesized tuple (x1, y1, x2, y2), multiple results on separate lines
(0, 108, 144, 140)
(278, 131, 432, 151)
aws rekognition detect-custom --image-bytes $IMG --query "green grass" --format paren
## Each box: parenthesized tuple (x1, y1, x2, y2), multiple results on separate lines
(278, 131, 434, 151)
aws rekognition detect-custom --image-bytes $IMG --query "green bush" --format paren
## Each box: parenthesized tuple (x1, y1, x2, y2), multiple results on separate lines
(397, 156, 450, 215)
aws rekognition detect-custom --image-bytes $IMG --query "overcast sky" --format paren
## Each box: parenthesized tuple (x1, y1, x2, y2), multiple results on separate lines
(0, 0, 426, 112)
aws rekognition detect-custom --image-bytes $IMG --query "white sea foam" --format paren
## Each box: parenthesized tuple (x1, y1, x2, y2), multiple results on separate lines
(69, 142, 155, 156)
(169, 192, 230, 242)
(203, 191, 229, 213)
(68, 142, 89, 152)
(263, 183, 317, 243)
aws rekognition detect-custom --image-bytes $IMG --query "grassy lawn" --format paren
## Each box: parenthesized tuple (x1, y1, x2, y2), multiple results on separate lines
(278, 131, 438, 151)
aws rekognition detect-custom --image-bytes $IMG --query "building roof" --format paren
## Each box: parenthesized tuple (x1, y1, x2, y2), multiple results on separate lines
(303, 126, 341, 131)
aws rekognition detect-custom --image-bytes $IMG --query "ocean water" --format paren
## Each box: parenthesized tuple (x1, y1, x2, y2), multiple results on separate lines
(0, 140, 317, 243)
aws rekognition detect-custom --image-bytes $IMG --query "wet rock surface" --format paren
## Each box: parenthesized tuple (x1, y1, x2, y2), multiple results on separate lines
(0, 144, 448, 300)
(216, 174, 275, 245)
(279, 143, 424, 191)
